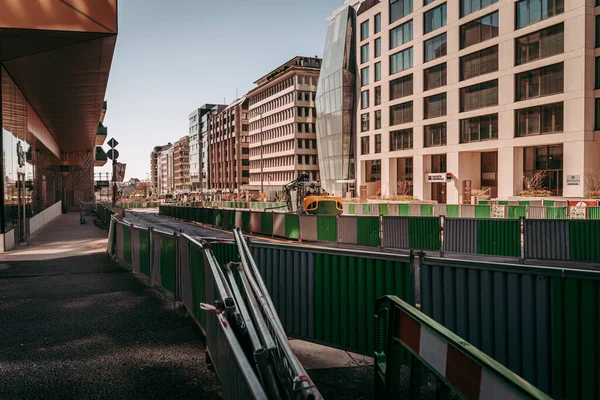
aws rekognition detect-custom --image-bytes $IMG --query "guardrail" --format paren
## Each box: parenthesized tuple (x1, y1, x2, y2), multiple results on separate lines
(113, 214, 600, 399)
(109, 217, 319, 399)
(159, 205, 600, 264)
(375, 295, 552, 399)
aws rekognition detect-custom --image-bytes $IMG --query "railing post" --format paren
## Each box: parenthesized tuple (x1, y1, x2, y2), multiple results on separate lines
(439, 214, 445, 258)
(520, 216, 525, 264)
(174, 231, 181, 308)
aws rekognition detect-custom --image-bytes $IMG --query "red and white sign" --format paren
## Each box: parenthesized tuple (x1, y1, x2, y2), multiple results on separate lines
(568, 200, 597, 207)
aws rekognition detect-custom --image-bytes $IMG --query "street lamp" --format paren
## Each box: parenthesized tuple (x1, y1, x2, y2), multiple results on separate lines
(249, 109, 264, 196)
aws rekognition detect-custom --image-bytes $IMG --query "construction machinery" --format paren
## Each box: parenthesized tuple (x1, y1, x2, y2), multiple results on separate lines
(283, 173, 343, 215)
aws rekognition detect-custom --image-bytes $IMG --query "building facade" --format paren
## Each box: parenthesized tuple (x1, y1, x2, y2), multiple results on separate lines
(316, 4, 359, 196)
(0, 0, 117, 249)
(157, 144, 174, 195)
(150, 144, 170, 195)
(246, 56, 322, 194)
(208, 98, 251, 193)
(334, 0, 600, 202)
(173, 136, 190, 193)
(188, 109, 202, 191)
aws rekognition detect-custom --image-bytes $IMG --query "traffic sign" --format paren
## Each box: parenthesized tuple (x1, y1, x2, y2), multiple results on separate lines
(107, 149, 119, 160)
(107, 138, 119, 148)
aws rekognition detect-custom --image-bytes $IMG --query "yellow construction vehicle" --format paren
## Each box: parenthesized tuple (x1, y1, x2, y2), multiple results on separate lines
(283, 173, 343, 215)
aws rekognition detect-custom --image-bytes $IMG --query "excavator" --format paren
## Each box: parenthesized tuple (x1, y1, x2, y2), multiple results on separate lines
(283, 173, 343, 215)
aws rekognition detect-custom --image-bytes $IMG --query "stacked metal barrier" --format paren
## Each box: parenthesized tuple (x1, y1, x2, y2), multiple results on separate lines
(109, 217, 319, 400)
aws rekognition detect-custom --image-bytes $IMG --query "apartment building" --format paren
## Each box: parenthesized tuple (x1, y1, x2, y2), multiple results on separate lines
(246, 56, 322, 195)
(325, 0, 599, 202)
(188, 109, 202, 191)
(173, 136, 191, 193)
(150, 144, 170, 194)
(208, 97, 251, 193)
(157, 144, 174, 195)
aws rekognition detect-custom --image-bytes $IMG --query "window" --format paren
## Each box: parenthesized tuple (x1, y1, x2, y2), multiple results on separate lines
(361, 67, 370, 86)
(390, 101, 413, 125)
(390, 129, 413, 150)
(460, 12, 499, 49)
(390, 0, 412, 24)
(523, 145, 563, 195)
(424, 33, 447, 63)
(361, 90, 369, 109)
(461, 0, 498, 17)
(424, 123, 447, 147)
(597, 15, 600, 48)
(390, 74, 413, 100)
(390, 47, 413, 74)
(515, 102, 563, 136)
(361, 113, 370, 132)
(515, 24, 563, 65)
(424, 63, 447, 91)
(516, 0, 564, 29)
(424, 3, 447, 34)
(375, 38, 381, 57)
(596, 57, 600, 89)
(596, 99, 600, 130)
(375, 134, 382, 153)
(375, 13, 381, 33)
(361, 44, 370, 64)
(361, 136, 370, 154)
(460, 80, 498, 112)
(460, 45, 498, 80)
(424, 93, 447, 119)
(361, 20, 369, 40)
(298, 155, 303, 164)
(375, 86, 382, 105)
(375, 62, 381, 81)
(375, 110, 382, 129)
(424, 0, 435, 4)
(390, 20, 413, 49)
(460, 114, 498, 143)
(515, 63, 563, 101)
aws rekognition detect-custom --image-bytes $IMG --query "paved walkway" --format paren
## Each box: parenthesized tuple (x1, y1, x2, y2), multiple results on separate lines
(0, 213, 221, 400)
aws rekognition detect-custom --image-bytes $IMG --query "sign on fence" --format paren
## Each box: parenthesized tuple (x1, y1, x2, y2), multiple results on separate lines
(569, 206, 587, 219)
(491, 204, 505, 218)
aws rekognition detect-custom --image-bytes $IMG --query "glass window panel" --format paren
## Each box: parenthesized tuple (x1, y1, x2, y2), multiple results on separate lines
(375, 13, 382, 33)
(390, 129, 413, 151)
(390, 20, 413, 49)
(515, 23, 563, 65)
(390, 101, 413, 125)
(390, 0, 413, 24)
(460, 79, 498, 112)
(424, 33, 447, 63)
(390, 47, 413, 74)
(424, 93, 447, 119)
(390, 74, 414, 100)
(361, 44, 370, 64)
(361, 20, 370, 40)
(516, 0, 564, 30)
(361, 67, 370, 86)
(424, 123, 447, 147)
(424, 3, 447, 34)
(424, 63, 447, 91)
(361, 90, 369, 109)
(460, 45, 498, 80)
(515, 102, 563, 136)
(460, 11, 499, 49)
(375, 62, 381, 82)
(461, 0, 498, 18)
(460, 114, 498, 143)
(375, 38, 381, 57)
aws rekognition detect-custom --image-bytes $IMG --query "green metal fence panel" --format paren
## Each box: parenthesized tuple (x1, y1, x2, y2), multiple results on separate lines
(479, 200, 489, 205)
(316, 216, 337, 242)
(477, 219, 520, 257)
(547, 207, 567, 219)
(159, 236, 176, 293)
(508, 205, 528, 219)
(519, 200, 531, 206)
(189, 245, 207, 329)
(138, 230, 150, 277)
(123, 225, 132, 265)
(420, 204, 433, 216)
(362, 204, 370, 215)
(348, 204, 356, 215)
(474, 205, 491, 218)
(215, 210, 223, 227)
(378, 204, 388, 216)
(212, 241, 240, 267)
(260, 212, 273, 235)
(569, 220, 600, 262)
(498, 200, 509, 205)
(284, 214, 300, 239)
(588, 207, 600, 220)
(356, 217, 380, 247)
(314, 253, 412, 355)
(543, 200, 555, 207)
(408, 217, 440, 251)
(445, 204, 460, 217)
(398, 204, 410, 216)
(242, 211, 251, 232)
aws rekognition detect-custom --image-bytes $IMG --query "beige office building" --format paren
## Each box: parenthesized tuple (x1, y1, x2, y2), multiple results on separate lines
(173, 136, 191, 193)
(348, 0, 599, 202)
(246, 56, 322, 194)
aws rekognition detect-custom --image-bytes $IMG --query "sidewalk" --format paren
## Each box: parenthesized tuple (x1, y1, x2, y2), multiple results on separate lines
(0, 213, 221, 399)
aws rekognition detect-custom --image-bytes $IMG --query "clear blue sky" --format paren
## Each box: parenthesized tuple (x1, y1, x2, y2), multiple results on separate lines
(99, 0, 342, 180)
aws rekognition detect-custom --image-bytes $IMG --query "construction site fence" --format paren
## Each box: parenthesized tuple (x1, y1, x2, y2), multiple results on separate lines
(110, 215, 598, 399)
(158, 205, 600, 264)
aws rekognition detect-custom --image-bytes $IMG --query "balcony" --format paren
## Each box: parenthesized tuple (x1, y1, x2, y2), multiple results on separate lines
(95, 146, 107, 167)
(95, 122, 108, 146)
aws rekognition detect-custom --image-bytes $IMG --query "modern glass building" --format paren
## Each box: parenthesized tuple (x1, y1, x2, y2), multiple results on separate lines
(0, 0, 117, 249)
(316, 5, 358, 197)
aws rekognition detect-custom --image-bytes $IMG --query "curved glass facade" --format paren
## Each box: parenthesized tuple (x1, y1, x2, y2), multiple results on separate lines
(316, 7, 357, 196)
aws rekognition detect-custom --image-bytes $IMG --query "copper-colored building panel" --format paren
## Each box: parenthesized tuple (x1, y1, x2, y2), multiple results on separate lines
(0, 0, 117, 34)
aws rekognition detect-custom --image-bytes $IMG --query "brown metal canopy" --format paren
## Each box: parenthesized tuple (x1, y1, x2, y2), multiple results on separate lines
(0, 0, 118, 152)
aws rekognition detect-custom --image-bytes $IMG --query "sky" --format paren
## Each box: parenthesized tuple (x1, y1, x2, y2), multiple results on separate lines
(99, 0, 343, 180)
